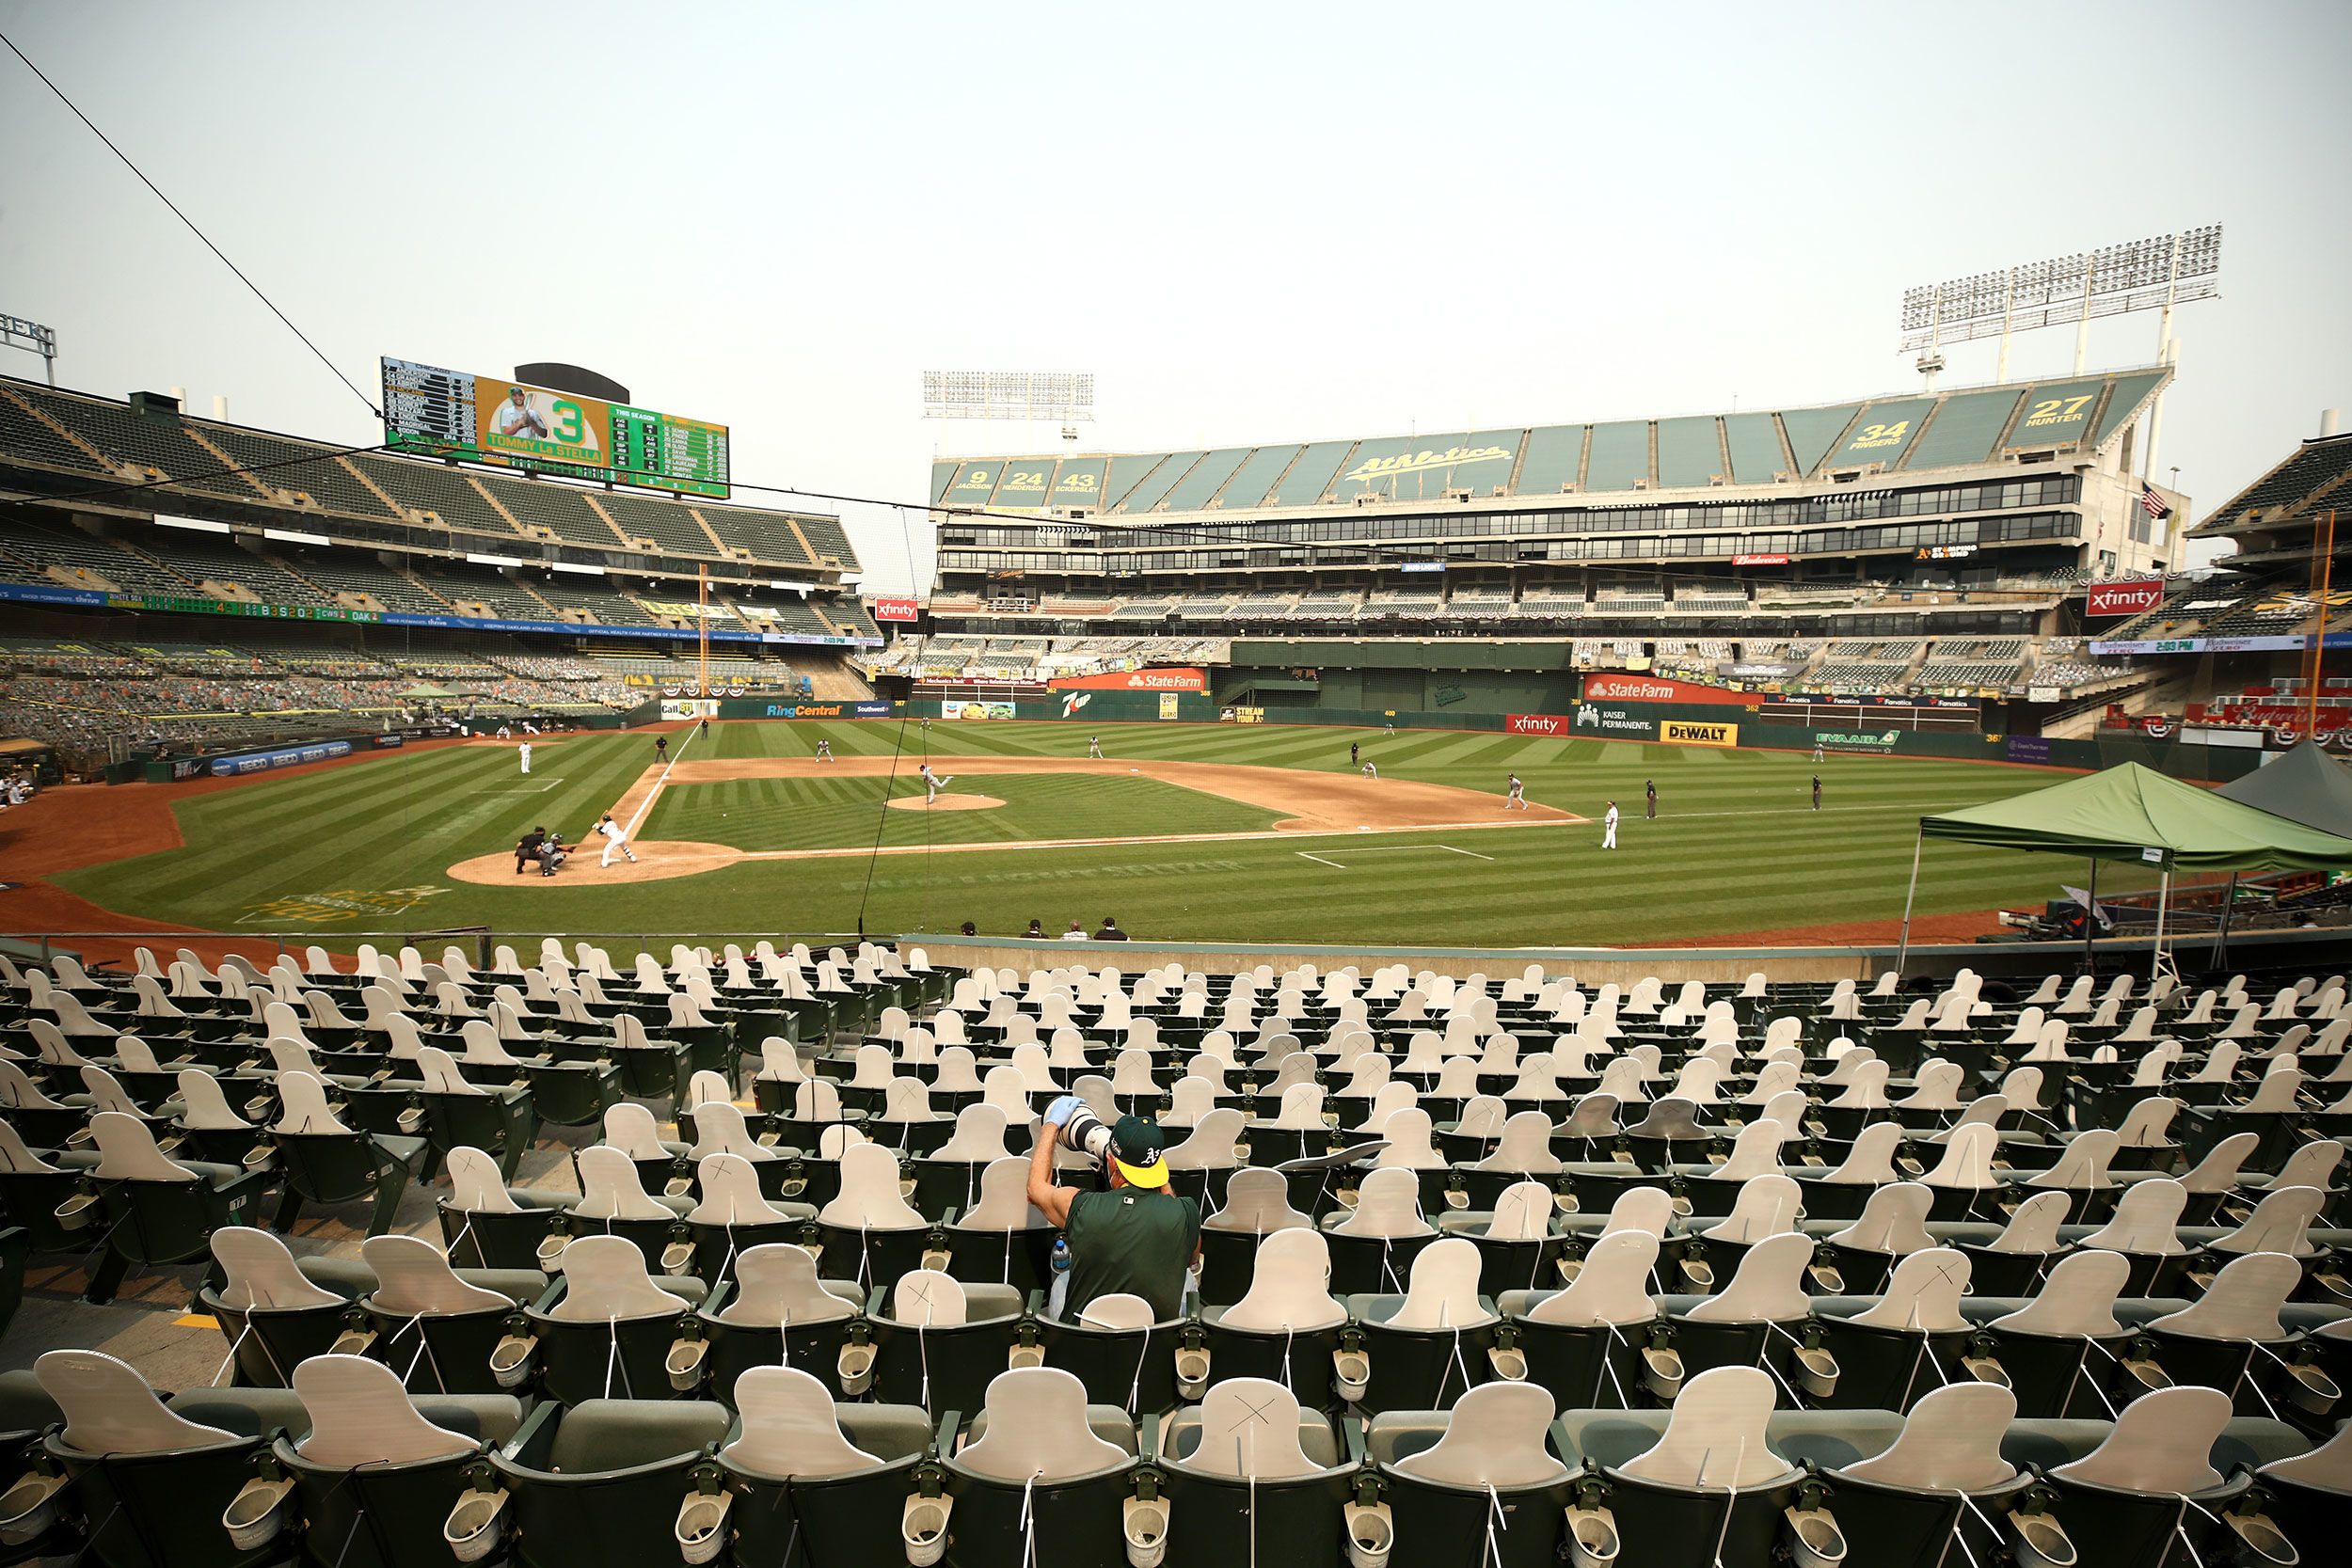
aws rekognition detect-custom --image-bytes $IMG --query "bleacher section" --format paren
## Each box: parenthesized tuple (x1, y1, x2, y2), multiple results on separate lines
(0, 377, 857, 580)
(0, 517, 192, 597)
(1810, 639, 1924, 693)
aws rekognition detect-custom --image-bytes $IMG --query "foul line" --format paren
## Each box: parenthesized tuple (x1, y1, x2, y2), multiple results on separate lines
(621, 723, 701, 839)
(1294, 842, 1496, 870)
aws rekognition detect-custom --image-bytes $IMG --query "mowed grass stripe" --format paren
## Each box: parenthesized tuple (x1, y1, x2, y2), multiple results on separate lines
(644, 772, 1279, 852)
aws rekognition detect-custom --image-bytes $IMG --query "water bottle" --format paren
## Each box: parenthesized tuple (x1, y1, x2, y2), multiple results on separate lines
(1051, 1237, 1072, 1275)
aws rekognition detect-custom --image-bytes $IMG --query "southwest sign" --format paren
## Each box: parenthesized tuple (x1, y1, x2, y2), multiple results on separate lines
(2084, 579, 2164, 618)
(1048, 667, 1206, 692)
(1661, 720, 1739, 748)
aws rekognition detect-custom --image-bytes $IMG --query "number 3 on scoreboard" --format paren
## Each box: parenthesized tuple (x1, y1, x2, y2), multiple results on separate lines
(551, 400, 586, 444)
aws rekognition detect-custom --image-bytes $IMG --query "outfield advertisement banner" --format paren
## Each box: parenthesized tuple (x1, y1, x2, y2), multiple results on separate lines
(1567, 704, 1658, 740)
(1814, 728, 1902, 751)
(2007, 736, 2054, 764)
(1581, 673, 1756, 707)
(2085, 578, 2165, 618)
(1505, 713, 1570, 736)
(211, 738, 352, 777)
(1049, 667, 1207, 692)
(1661, 720, 1739, 748)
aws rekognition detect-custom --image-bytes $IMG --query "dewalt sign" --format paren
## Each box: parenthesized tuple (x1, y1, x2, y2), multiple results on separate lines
(1661, 721, 1739, 748)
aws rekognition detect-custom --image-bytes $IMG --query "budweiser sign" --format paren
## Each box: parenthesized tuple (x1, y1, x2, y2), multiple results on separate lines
(1731, 553, 1789, 566)
(2085, 579, 2164, 618)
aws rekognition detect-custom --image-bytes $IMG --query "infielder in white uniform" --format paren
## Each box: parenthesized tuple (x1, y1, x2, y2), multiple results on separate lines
(1602, 800, 1619, 849)
(1087, 736, 1104, 758)
(816, 739, 833, 762)
(920, 764, 955, 804)
(518, 741, 532, 775)
(1360, 761, 1378, 779)
(1505, 773, 1526, 809)
(594, 811, 637, 865)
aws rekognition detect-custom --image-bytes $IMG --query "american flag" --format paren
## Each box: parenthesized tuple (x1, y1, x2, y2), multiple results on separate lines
(2140, 483, 2172, 519)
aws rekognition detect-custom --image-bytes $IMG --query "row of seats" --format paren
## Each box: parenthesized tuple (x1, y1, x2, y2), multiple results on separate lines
(2, 1349, 2343, 1568)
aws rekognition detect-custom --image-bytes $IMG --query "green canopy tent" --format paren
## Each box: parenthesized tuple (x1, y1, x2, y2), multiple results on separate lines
(397, 682, 457, 701)
(2206, 743, 2352, 958)
(1897, 761, 2352, 975)
(2214, 741, 2352, 837)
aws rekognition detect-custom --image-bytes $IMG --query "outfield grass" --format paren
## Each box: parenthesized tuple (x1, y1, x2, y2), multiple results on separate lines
(644, 771, 1278, 851)
(53, 718, 2150, 948)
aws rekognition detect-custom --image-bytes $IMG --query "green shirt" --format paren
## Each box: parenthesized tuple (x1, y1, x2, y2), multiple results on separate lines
(1064, 1187, 1200, 1322)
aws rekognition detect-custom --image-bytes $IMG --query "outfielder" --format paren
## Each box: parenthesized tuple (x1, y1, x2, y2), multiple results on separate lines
(517, 740, 532, 775)
(920, 763, 955, 804)
(1087, 735, 1104, 759)
(1504, 773, 1526, 809)
(1602, 800, 1619, 849)
(593, 811, 638, 866)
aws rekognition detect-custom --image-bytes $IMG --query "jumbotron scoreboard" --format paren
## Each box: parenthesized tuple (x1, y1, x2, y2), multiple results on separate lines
(380, 357, 730, 499)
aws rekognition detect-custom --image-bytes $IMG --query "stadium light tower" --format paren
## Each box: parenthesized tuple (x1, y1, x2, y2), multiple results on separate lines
(923, 371, 1095, 443)
(1899, 226, 2220, 479)
(0, 312, 58, 385)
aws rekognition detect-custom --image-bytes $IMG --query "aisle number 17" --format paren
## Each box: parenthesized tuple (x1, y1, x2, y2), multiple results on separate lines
(2023, 394, 2094, 427)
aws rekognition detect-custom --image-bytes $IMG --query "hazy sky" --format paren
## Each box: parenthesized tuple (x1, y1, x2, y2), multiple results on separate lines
(4, 2, 2345, 591)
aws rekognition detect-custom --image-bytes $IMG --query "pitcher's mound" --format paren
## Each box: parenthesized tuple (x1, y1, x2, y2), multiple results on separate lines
(887, 793, 1006, 812)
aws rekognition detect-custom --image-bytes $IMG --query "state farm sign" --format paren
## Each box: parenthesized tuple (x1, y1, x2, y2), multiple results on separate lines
(1048, 667, 1206, 692)
(1580, 673, 1754, 707)
(2085, 579, 2164, 619)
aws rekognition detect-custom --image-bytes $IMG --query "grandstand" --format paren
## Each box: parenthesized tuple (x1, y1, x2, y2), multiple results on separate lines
(897, 370, 2193, 721)
(0, 376, 883, 766)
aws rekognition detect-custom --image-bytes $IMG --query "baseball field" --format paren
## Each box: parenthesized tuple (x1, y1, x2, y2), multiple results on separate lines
(14, 717, 2151, 952)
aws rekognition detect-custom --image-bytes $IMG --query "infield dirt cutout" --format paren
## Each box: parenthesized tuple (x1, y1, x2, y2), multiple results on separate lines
(444, 754, 1581, 885)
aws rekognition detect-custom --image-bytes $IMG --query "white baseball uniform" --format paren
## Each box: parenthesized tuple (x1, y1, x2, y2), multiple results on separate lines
(923, 768, 955, 804)
(597, 817, 636, 865)
(518, 742, 532, 775)
(1087, 736, 1103, 758)
(1506, 776, 1525, 808)
(1361, 762, 1377, 779)
(1603, 805, 1619, 849)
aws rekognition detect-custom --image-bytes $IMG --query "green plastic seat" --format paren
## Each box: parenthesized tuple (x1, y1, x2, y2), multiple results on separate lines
(519, 1235, 715, 1405)
(942, 1368, 1138, 1568)
(698, 1244, 870, 1402)
(81, 1112, 273, 1305)
(1158, 1377, 1352, 1568)
(716, 1367, 933, 1566)
(476, 1398, 734, 1568)
(262, 1072, 428, 1238)
(436, 1147, 570, 1270)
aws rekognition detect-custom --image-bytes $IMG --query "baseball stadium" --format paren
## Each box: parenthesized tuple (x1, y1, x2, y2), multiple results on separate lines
(2, 9, 2351, 1568)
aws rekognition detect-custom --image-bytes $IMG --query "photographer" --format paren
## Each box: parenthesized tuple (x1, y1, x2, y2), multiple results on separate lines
(1026, 1097, 1200, 1321)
